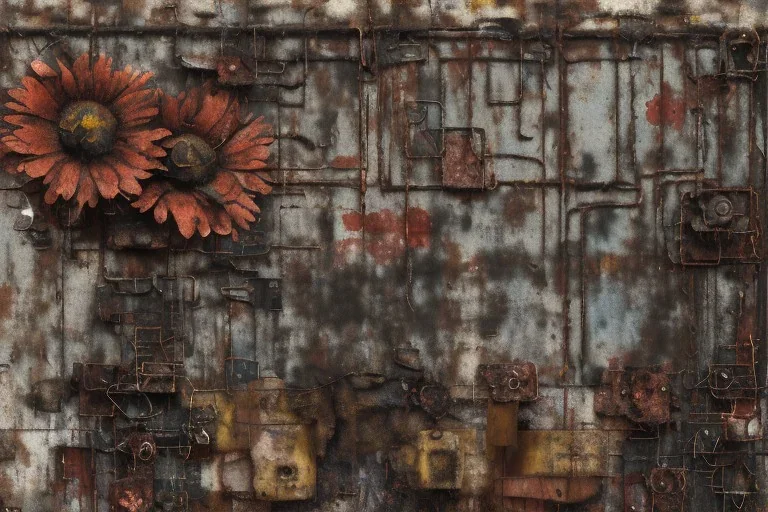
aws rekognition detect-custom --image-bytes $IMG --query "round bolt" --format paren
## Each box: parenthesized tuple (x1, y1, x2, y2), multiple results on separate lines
(714, 199, 732, 217)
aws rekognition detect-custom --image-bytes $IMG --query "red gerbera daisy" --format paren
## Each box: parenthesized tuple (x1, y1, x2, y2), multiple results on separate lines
(1, 54, 170, 212)
(132, 83, 274, 239)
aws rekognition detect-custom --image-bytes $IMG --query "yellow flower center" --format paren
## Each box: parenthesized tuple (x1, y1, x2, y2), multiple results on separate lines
(58, 100, 118, 157)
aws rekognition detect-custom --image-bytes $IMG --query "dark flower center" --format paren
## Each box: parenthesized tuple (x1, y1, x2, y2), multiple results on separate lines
(166, 134, 218, 186)
(58, 101, 118, 157)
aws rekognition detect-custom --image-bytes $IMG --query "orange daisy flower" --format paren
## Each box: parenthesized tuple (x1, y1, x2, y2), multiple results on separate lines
(1, 54, 170, 212)
(132, 83, 274, 239)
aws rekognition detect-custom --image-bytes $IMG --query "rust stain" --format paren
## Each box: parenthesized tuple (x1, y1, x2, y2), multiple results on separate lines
(502, 476, 602, 502)
(341, 211, 365, 231)
(645, 81, 686, 132)
(598, 255, 620, 274)
(407, 208, 431, 248)
(329, 155, 360, 169)
(0, 284, 14, 321)
(57, 447, 95, 510)
(504, 190, 538, 227)
(442, 131, 485, 190)
(338, 208, 432, 265)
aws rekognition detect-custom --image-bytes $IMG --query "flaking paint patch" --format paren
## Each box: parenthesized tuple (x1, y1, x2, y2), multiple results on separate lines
(645, 82, 686, 132)
(322, 0, 358, 19)
(337, 208, 432, 265)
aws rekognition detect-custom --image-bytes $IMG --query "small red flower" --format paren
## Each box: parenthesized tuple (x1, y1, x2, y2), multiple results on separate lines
(1, 54, 170, 212)
(132, 83, 274, 238)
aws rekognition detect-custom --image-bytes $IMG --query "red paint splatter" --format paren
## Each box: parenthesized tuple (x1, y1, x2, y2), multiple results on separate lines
(336, 208, 432, 265)
(645, 81, 686, 132)
(406, 208, 431, 248)
(341, 212, 364, 231)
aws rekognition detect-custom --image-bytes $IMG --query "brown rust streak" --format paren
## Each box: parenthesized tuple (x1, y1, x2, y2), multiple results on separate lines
(0, 284, 14, 321)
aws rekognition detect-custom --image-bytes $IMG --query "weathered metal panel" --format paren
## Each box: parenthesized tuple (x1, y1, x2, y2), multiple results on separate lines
(0, 1, 766, 511)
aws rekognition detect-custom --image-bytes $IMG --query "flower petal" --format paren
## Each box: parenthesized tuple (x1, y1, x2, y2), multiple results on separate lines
(103, 155, 153, 188)
(113, 89, 158, 123)
(57, 59, 78, 98)
(154, 199, 169, 223)
(17, 153, 68, 178)
(132, 181, 171, 212)
(225, 143, 271, 162)
(220, 146, 270, 170)
(221, 116, 273, 155)
(160, 93, 182, 132)
(54, 160, 81, 200)
(120, 68, 154, 96)
(44, 180, 60, 204)
(192, 86, 239, 142)
(3, 117, 61, 155)
(42, 160, 66, 203)
(5, 101, 37, 116)
(208, 171, 244, 202)
(31, 60, 57, 78)
(113, 143, 166, 171)
(103, 67, 133, 104)
(178, 88, 201, 126)
(88, 161, 120, 199)
(104, 160, 143, 196)
(233, 191, 259, 213)
(3, 114, 53, 129)
(164, 192, 210, 238)
(91, 55, 114, 102)
(120, 128, 171, 158)
(76, 171, 98, 210)
(7, 76, 60, 121)
(122, 110, 160, 129)
(224, 202, 257, 230)
(207, 206, 233, 236)
(72, 53, 93, 97)
(108, 68, 153, 106)
(230, 171, 273, 194)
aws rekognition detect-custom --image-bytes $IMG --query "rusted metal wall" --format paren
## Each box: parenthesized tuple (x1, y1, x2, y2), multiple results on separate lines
(0, 1, 768, 511)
